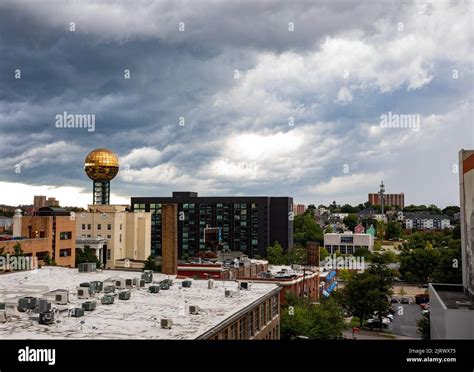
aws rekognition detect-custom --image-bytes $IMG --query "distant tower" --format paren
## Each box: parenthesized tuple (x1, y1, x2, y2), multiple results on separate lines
(379, 180, 385, 214)
(84, 149, 119, 205)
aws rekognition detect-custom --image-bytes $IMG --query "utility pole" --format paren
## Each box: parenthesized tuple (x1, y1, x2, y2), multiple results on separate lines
(379, 180, 385, 215)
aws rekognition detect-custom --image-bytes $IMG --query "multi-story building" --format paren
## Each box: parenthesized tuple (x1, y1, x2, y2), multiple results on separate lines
(2, 207, 76, 267)
(76, 204, 151, 269)
(45, 197, 60, 207)
(293, 204, 306, 216)
(131, 192, 293, 258)
(323, 231, 374, 254)
(0, 267, 281, 340)
(368, 192, 404, 209)
(403, 212, 451, 230)
(429, 149, 474, 339)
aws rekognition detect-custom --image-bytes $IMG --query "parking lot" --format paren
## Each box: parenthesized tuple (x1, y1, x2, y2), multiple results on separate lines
(390, 303, 422, 339)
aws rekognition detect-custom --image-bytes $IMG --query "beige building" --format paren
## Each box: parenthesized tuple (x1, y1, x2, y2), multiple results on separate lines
(76, 205, 151, 269)
(324, 231, 374, 254)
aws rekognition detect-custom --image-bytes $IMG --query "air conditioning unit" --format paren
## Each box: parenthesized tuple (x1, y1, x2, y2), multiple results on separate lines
(182, 280, 192, 288)
(77, 288, 90, 299)
(0, 310, 6, 323)
(225, 290, 235, 298)
(101, 295, 115, 305)
(189, 305, 200, 315)
(37, 299, 51, 313)
(71, 307, 84, 317)
(119, 291, 131, 300)
(139, 279, 146, 288)
(104, 285, 115, 294)
(115, 279, 126, 289)
(0, 303, 5, 310)
(39, 311, 54, 325)
(161, 318, 173, 329)
(239, 282, 249, 290)
(18, 297, 37, 312)
(125, 279, 133, 288)
(161, 279, 173, 286)
(149, 285, 160, 293)
(91, 281, 103, 292)
(142, 271, 153, 283)
(132, 278, 140, 287)
(78, 262, 97, 273)
(82, 301, 96, 311)
(54, 291, 69, 305)
(160, 283, 170, 290)
(208, 279, 214, 289)
(79, 282, 94, 294)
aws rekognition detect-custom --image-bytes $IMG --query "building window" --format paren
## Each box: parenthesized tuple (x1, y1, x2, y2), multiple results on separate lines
(59, 231, 72, 240)
(87, 224, 91, 230)
(249, 313, 255, 337)
(120, 224, 122, 230)
(97, 224, 101, 230)
(272, 295, 278, 318)
(107, 235, 112, 239)
(231, 323, 238, 339)
(107, 249, 111, 260)
(82, 224, 86, 230)
(239, 317, 246, 339)
(59, 248, 71, 257)
(119, 234, 122, 243)
(107, 224, 112, 230)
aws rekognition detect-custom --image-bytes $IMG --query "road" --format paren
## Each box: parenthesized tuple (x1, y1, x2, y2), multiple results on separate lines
(391, 303, 422, 339)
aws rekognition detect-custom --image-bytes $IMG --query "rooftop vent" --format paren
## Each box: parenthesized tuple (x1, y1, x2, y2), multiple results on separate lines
(189, 305, 200, 315)
(182, 280, 192, 288)
(208, 279, 214, 289)
(161, 318, 173, 329)
(239, 282, 249, 290)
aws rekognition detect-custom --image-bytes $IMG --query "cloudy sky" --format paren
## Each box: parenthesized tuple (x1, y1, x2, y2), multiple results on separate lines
(0, 0, 472, 208)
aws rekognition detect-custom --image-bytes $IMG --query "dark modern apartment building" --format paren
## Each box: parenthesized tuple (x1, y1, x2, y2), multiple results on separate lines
(131, 192, 293, 258)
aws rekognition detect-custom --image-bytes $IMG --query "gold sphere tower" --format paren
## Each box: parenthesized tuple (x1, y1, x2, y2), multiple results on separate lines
(84, 148, 119, 205)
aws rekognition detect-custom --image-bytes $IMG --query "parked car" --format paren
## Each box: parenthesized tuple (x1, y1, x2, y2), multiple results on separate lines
(391, 296, 399, 303)
(401, 297, 410, 304)
(365, 319, 389, 330)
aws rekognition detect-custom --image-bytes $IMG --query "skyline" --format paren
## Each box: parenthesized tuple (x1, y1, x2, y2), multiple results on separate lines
(0, 1, 473, 208)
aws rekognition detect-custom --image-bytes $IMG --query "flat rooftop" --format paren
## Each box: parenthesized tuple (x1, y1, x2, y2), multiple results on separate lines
(431, 284, 474, 310)
(0, 267, 279, 339)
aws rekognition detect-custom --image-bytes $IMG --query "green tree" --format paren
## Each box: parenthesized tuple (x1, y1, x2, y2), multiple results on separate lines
(417, 314, 430, 339)
(342, 214, 358, 232)
(266, 241, 286, 265)
(382, 250, 399, 263)
(373, 240, 382, 251)
(386, 221, 403, 240)
(286, 245, 307, 265)
(399, 248, 440, 282)
(13, 243, 24, 256)
(294, 213, 323, 246)
(376, 221, 386, 240)
(319, 247, 330, 261)
(453, 224, 461, 240)
(431, 248, 462, 284)
(144, 255, 161, 272)
(281, 295, 346, 339)
(75, 247, 101, 267)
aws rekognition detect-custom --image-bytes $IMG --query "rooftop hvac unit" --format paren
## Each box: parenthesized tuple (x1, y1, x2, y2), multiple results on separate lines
(82, 301, 96, 311)
(77, 288, 90, 299)
(149, 285, 160, 293)
(142, 271, 153, 283)
(54, 292, 69, 305)
(161, 318, 173, 329)
(182, 280, 192, 288)
(104, 285, 115, 294)
(0, 310, 6, 323)
(37, 299, 51, 313)
(132, 278, 140, 287)
(160, 283, 170, 290)
(208, 279, 214, 289)
(125, 279, 133, 288)
(225, 290, 235, 298)
(91, 281, 103, 292)
(101, 295, 115, 305)
(161, 279, 173, 286)
(71, 307, 84, 317)
(79, 282, 95, 294)
(119, 291, 131, 300)
(139, 279, 146, 288)
(0, 303, 5, 310)
(18, 297, 37, 312)
(39, 311, 54, 325)
(78, 262, 97, 273)
(189, 305, 200, 315)
(115, 279, 126, 289)
(239, 282, 249, 290)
